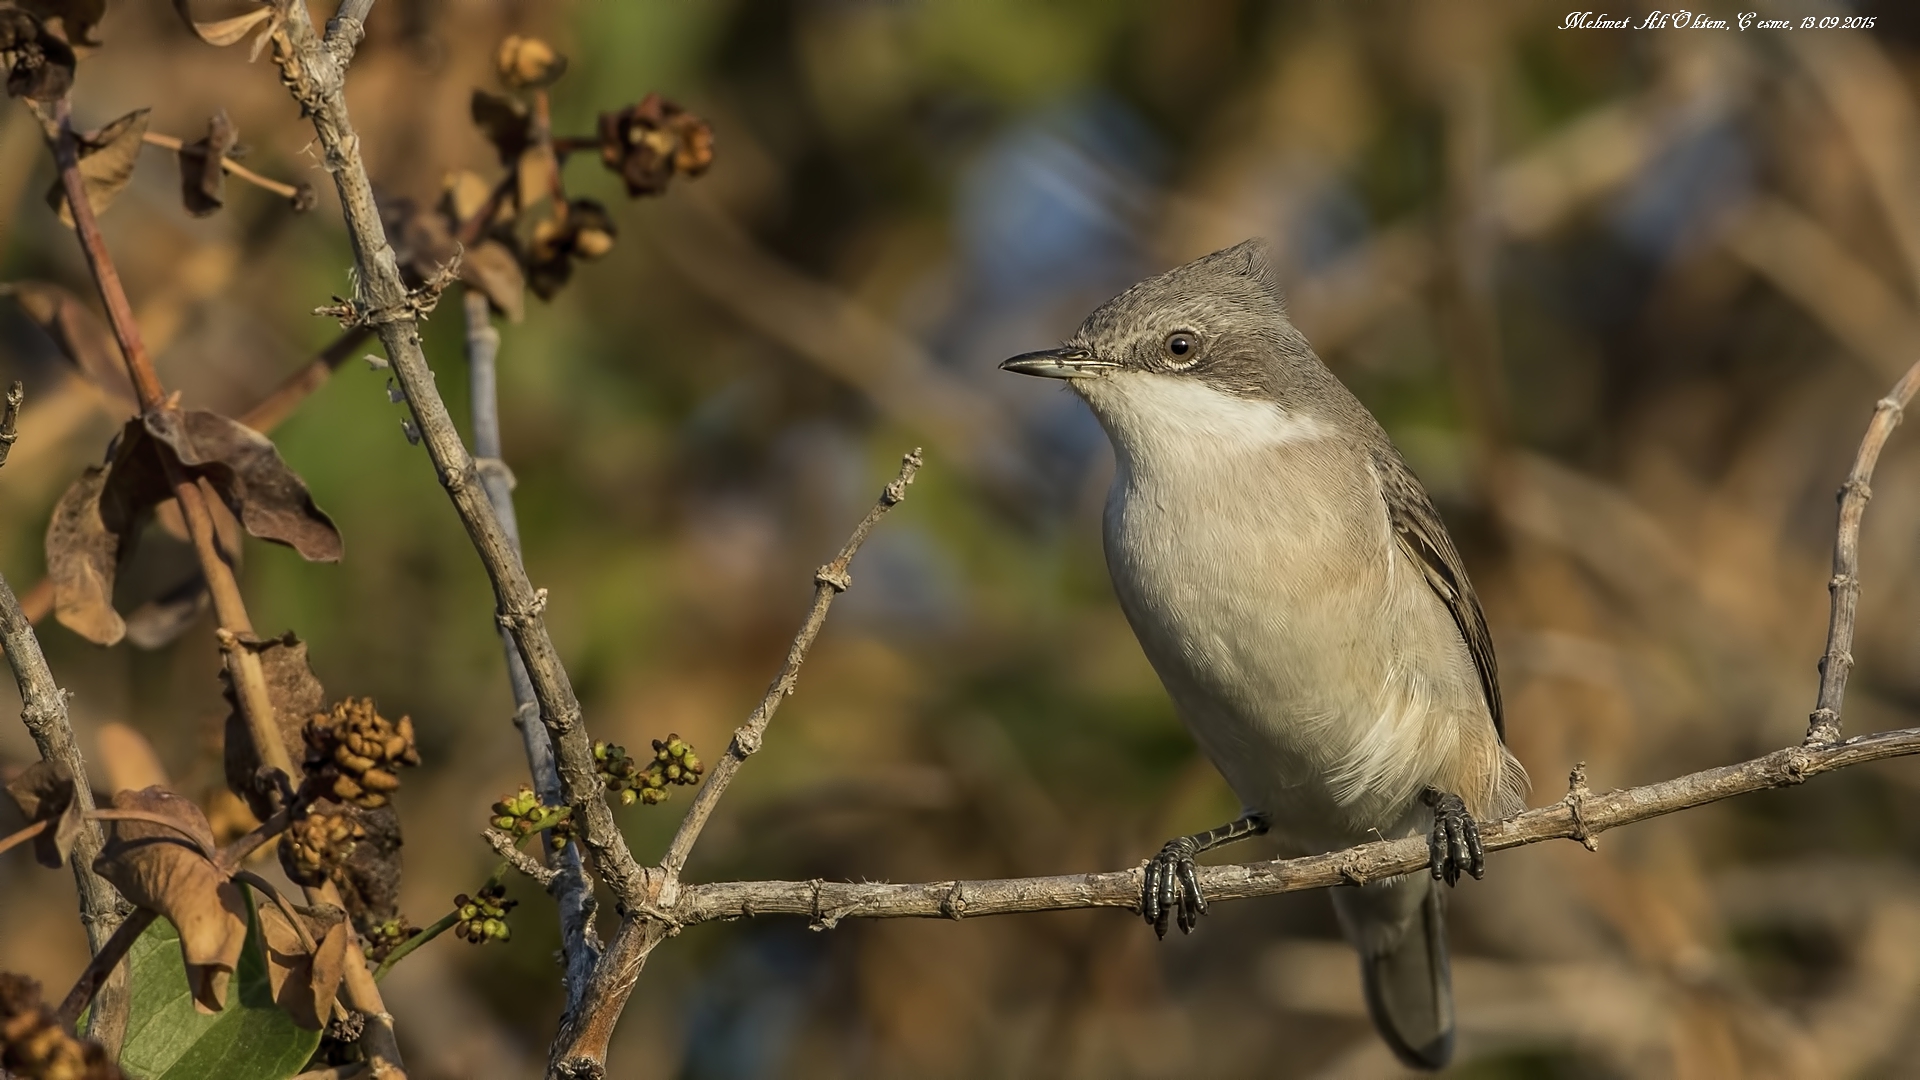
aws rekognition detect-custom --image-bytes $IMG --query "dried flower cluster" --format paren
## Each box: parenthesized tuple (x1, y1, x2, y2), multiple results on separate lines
(302, 698, 422, 810)
(453, 884, 517, 945)
(0, 974, 119, 1080)
(596, 93, 715, 197)
(283, 809, 367, 885)
(594, 734, 704, 806)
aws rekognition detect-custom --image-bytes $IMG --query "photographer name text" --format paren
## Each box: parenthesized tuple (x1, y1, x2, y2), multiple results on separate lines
(1562, 11, 1876, 31)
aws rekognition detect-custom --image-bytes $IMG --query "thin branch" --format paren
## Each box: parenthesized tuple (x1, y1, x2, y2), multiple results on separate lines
(371, 909, 458, 983)
(673, 729, 1920, 925)
(0, 572, 121, 944)
(485, 827, 558, 887)
(54, 909, 156, 1030)
(372, 860, 510, 982)
(463, 288, 599, 1009)
(659, 448, 924, 883)
(218, 788, 315, 873)
(239, 325, 375, 433)
(547, 448, 923, 1073)
(48, 99, 285, 777)
(1806, 357, 1920, 744)
(238, 869, 318, 953)
(140, 131, 314, 209)
(272, 0, 646, 912)
(0, 383, 130, 1049)
(0, 817, 47, 857)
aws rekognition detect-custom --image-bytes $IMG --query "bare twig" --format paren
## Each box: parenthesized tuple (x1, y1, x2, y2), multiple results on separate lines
(271, 0, 645, 913)
(660, 448, 925, 884)
(239, 325, 376, 432)
(0, 383, 131, 1049)
(371, 908, 459, 984)
(673, 727, 1920, 925)
(140, 130, 314, 209)
(237, 869, 318, 952)
(544, 449, 923, 1072)
(54, 909, 156, 1030)
(485, 827, 558, 887)
(373, 859, 509, 981)
(0, 818, 48, 857)
(462, 288, 599, 1008)
(1806, 357, 1920, 744)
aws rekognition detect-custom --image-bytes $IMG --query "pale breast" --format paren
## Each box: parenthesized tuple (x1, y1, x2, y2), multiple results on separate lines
(1102, 438, 1500, 851)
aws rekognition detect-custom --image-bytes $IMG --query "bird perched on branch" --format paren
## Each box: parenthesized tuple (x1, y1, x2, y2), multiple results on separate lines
(1001, 240, 1527, 1070)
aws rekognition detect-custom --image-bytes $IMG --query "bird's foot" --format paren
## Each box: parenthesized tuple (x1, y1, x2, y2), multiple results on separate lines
(1142, 835, 1206, 938)
(1423, 787, 1484, 886)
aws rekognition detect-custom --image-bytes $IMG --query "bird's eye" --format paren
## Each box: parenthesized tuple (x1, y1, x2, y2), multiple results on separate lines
(1166, 332, 1197, 359)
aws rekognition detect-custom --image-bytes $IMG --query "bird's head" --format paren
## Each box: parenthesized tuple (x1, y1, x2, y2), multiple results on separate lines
(1001, 239, 1345, 455)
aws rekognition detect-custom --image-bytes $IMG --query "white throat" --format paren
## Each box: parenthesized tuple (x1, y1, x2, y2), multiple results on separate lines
(1076, 371, 1329, 472)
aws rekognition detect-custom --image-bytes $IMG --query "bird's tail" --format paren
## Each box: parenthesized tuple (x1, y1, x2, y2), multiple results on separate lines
(1330, 875, 1454, 1070)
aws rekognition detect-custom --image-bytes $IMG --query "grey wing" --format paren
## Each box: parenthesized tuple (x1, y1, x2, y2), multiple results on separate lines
(1373, 447, 1505, 741)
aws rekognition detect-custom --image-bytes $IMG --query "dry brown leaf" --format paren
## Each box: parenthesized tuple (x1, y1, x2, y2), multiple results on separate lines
(460, 240, 525, 322)
(381, 194, 463, 291)
(48, 109, 152, 225)
(470, 90, 533, 166)
(18, 0, 107, 47)
(2, 281, 140, 415)
(97, 723, 171, 794)
(3, 760, 83, 869)
(178, 109, 236, 218)
(255, 901, 347, 1030)
(93, 788, 249, 1014)
(170, 0, 274, 48)
(45, 418, 178, 646)
(143, 409, 342, 562)
(441, 169, 495, 226)
(0, 8, 75, 100)
(121, 572, 211, 650)
(46, 465, 127, 645)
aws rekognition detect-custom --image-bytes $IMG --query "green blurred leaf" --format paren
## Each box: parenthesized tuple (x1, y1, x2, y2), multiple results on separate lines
(118, 904, 323, 1080)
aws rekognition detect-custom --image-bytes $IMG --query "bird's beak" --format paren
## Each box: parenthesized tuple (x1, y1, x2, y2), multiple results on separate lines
(999, 347, 1116, 380)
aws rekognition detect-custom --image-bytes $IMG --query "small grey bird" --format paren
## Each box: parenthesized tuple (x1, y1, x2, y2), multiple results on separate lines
(1001, 240, 1527, 1070)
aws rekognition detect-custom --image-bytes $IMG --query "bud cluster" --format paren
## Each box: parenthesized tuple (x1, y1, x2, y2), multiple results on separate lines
(363, 918, 422, 964)
(490, 785, 574, 850)
(595, 734, 703, 806)
(453, 884, 518, 944)
(302, 698, 422, 810)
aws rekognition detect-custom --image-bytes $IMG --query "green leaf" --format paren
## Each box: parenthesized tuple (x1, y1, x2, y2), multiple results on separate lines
(118, 904, 323, 1080)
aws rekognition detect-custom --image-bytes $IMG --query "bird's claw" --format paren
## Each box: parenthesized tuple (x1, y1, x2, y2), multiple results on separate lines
(1423, 788, 1484, 886)
(1142, 836, 1208, 938)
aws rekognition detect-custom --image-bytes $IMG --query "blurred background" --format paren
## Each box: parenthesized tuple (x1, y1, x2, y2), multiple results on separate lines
(5, 0, 1920, 1076)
